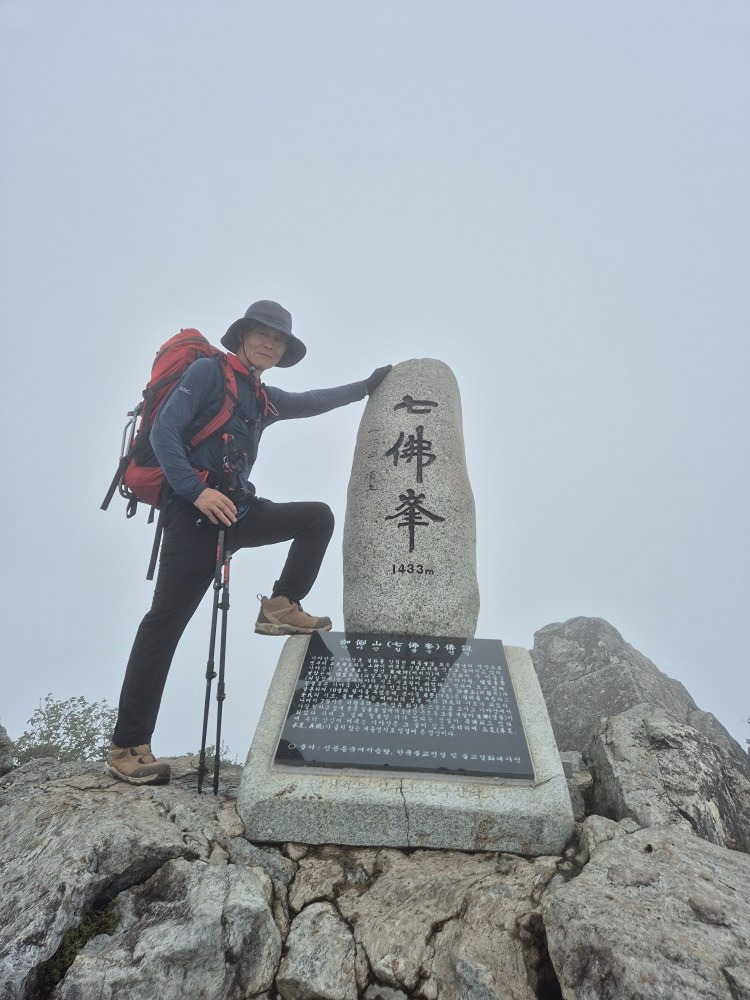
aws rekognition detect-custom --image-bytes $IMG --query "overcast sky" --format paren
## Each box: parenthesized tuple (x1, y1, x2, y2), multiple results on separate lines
(1, 1, 748, 759)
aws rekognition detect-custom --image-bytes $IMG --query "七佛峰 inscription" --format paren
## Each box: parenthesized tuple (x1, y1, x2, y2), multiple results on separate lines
(385, 488, 446, 553)
(343, 358, 479, 637)
(385, 425, 436, 483)
(394, 395, 439, 415)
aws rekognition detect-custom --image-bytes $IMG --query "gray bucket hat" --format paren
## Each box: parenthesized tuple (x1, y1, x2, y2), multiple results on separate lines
(221, 300, 306, 368)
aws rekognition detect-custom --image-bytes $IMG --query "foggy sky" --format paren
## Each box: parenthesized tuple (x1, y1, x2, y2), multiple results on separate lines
(1, 0, 747, 757)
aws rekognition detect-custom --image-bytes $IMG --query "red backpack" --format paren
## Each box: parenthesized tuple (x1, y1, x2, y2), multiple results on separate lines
(101, 328, 239, 576)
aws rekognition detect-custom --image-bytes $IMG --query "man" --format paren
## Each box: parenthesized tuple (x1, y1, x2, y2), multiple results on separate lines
(107, 300, 390, 785)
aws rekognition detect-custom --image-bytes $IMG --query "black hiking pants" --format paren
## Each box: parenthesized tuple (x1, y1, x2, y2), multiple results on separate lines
(112, 496, 334, 748)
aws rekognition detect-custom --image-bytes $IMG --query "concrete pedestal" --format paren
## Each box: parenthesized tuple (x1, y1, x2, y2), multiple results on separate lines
(237, 637, 574, 855)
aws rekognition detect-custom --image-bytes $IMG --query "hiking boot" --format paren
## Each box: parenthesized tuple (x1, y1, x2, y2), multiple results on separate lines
(255, 595, 332, 636)
(106, 742, 171, 786)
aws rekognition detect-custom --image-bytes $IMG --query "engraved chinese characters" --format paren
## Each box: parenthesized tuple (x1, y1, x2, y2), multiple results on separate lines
(343, 359, 480, 637)
(275, 632, 534, 780)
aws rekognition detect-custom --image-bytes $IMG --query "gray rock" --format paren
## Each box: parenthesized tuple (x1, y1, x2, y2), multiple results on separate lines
(585, 703, 750, 853)
(723, 967, 750, 999)
(0, 757, 244, 998)
(0, 721, 13, 776)
(330, 847, 559, 998)
(544, 824, 750, 999)
(532, 617, 746, 764)
(228, 837, 297, 938)
(363, 985, 410, 1000)
(355, 938, 372, 994)
(574, 813, 641, 866)
(288, 845, 379, 914)
(163, 752, 244, 798)
(276, 900, 358, 1000)
(559, 750, 594, 822)
(343, 358, 479, 637)
(228, 837, 298, 897)
(284, 842, 309, 861)
(56, 857, 281, 999)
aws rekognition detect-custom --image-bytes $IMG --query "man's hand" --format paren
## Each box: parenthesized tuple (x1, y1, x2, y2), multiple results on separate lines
(365, 365, 393, 394)
(194, 488, 237, 526)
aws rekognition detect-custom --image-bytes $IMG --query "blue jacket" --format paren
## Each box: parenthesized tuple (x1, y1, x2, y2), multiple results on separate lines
(150, 356, 367, 512)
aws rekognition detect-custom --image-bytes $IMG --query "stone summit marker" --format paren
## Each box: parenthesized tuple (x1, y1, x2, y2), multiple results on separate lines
(343, 358, 479, 637)
(238, 359, 573, 854)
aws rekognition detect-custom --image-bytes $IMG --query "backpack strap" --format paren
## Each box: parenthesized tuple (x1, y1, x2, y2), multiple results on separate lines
(101, 453, 130, 511)
(146, 503, 168, 580)
(253, 378, 275, 418)
(189, 356, 239, 449)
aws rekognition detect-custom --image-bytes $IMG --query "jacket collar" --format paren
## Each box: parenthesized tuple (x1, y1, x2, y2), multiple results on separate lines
(226, 351, 259, 379)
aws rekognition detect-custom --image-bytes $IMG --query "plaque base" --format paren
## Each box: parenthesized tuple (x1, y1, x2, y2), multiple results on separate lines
(237, 637, 574, 855)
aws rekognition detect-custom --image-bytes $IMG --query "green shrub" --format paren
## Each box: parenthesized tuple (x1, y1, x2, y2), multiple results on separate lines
(13, 694, 118, 765)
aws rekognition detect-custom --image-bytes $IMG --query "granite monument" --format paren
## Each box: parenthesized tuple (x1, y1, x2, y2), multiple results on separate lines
(237, 360, 573, 853)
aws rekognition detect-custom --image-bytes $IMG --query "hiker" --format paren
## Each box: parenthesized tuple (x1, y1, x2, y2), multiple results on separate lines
(107, 300, 391, 786)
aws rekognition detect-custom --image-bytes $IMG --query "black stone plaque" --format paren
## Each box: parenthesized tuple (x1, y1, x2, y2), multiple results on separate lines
(274, 632, 534, 780)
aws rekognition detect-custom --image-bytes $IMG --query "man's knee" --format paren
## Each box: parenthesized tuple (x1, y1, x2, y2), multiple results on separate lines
(312, 502, 335, 535)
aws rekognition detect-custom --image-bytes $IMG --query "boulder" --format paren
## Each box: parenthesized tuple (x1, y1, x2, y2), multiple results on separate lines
(544, 824, 750, 999)
(343, 358, 479, 637)
(585, 704, 750, 853)
(0, 758, 244, 998)
(573, 813, 642, 867)
(532, 617, 744, 764)
(276, 901, 358, 1000)
(328, 847, 560, 999)
(0, 721, 13, 775)
(288, 845, 380, 914)
(55, 857, 281, 999)
(227, 836, 298, 897)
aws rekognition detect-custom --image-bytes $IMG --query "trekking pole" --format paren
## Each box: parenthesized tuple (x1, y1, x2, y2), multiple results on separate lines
(213, 538, 233, 795)
(198, 526, 226, 794)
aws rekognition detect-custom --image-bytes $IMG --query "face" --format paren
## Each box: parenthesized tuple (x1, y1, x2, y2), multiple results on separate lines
(240, 325, 288, 372)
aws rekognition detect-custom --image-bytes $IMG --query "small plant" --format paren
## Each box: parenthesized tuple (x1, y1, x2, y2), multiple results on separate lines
(13, 694, 118, 766)
(193, 741, 241, 771)
(32, 901, 119, 997)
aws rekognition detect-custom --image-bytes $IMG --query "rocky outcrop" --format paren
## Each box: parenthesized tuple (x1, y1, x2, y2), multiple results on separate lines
(0, 721, 13, 775)
(532, 616, 744, 764)
(0, 756, 260, 999)
(544, 820, 750, 1000)
(585, 703, 750, 853)
(2, 618, 749, 999)
(55, 857, 281, 1000)
(277, 901, 358, 1000)
(0, 756, 569, 1000)
(287, 845, 561, 999)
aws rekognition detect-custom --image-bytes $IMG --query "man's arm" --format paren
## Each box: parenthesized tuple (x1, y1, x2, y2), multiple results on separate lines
(266, 367, 392, 423)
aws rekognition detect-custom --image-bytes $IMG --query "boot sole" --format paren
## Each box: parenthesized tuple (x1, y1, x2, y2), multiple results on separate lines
(255, 622, 332, 636)
(105, 763, 171, 786)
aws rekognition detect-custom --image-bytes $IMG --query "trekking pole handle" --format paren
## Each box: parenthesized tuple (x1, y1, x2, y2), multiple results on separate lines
(213, 527, 226, 588)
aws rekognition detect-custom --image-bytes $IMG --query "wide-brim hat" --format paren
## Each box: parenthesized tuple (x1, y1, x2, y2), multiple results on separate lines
(221, 299, 306, 368)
